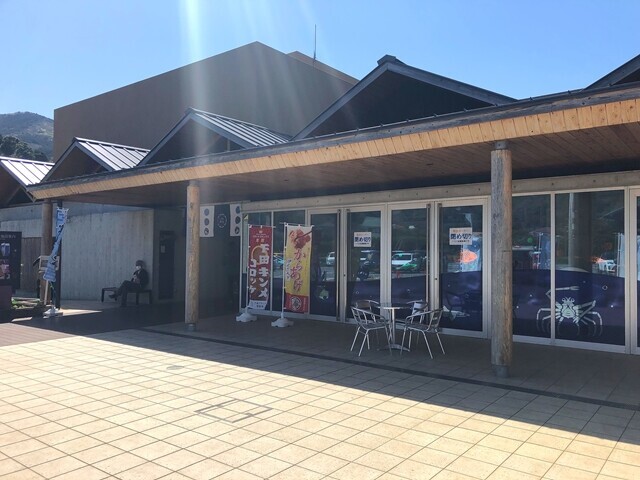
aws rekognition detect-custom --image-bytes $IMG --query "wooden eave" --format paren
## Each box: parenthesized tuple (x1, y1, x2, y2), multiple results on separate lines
(28, 84, 640, 207)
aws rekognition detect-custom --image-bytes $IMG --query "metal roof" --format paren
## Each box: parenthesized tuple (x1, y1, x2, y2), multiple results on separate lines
(43, 138, 149, 182)
(139, 108, 291, 166)
(587, 53, 640, 90)
(294, 56, 516, 140)
(75, 138, 149, 170)
(0, 156, 53, 187)
(190, 109, 290, 147)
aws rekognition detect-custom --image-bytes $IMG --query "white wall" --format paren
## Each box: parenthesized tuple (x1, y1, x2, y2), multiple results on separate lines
(61, 209, 154, 300)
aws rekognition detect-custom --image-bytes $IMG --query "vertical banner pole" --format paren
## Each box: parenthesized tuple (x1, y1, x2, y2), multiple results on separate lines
(272, 223, 294, 327)
(236, 223, 257, 322)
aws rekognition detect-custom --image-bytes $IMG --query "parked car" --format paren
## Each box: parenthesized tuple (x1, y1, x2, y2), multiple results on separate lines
(397, 256, 426, 272)
(326, 252, 335, 266)
(391, 252, 416, 270)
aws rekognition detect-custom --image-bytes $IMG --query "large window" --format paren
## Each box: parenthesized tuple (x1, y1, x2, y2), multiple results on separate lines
(439, 204, 483, 331)
(555, 191, 625, 345)
(391, 208, 428, 305)
(512, 195, 551, 338)
(347, 210, 381, 313)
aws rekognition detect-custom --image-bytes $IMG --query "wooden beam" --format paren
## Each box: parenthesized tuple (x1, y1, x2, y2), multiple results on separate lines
(490, 142, 513, 378)
(185, 181, 200, 329)
(29, 89, 640, 201)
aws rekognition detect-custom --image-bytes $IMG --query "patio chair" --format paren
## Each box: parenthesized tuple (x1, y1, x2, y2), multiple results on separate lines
(394, 299, 428, 332)
(354, 299, 380, 311)
(400, 308, 445, 359)
(350, 306, 391, 356)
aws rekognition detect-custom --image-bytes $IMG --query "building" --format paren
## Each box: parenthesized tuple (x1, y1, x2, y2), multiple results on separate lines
(28, 45, 640, 374)
(3, 42, 355, 305)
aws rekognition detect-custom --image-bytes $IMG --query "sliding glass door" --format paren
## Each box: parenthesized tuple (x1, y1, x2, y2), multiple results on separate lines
(437, 200, 486, 334)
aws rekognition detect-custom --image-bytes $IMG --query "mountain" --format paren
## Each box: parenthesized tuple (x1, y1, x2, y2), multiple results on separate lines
(0, 112, 53, 160)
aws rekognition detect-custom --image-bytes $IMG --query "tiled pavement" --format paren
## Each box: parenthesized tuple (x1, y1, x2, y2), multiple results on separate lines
(1, 311, 639, 479)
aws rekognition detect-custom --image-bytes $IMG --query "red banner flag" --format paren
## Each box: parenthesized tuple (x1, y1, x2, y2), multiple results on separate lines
(248, 226, 272, 310)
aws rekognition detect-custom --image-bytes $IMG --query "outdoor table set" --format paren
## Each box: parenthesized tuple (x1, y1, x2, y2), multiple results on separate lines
(350, 299, 445, 358)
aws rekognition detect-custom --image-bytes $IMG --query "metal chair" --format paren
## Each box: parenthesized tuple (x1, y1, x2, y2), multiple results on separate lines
(400, 308, 445, 359)
(354, 299, 380, 311)
(350, 306, 391, 356)
(395, 300, 428, 332)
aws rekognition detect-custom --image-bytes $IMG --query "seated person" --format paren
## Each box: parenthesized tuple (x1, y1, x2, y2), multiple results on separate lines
(109, 260, 149, 306)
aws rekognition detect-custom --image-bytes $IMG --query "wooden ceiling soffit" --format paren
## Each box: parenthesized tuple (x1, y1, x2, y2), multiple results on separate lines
(29, 92, 640, 201)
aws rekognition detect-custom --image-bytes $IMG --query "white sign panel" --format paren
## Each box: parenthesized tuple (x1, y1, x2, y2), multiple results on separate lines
(449, 227, 473, 245)
(200, 205, 215, 237)
(353, 231, 372, 248)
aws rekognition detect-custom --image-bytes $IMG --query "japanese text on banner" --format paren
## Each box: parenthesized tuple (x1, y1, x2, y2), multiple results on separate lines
(247, 226, 272, 310)
(284, 225, 312, 313)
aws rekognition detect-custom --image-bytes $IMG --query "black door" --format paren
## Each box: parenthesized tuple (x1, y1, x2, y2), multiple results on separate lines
(159, 231, 175, 299)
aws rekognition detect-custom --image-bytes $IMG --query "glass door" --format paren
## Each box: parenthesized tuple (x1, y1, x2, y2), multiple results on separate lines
(437, 200, 486, 334)
(309, 210, 339, 319)
(389, 205, 429, 306)
(346, 208, 382, 316)
(632, 190, 640, 354)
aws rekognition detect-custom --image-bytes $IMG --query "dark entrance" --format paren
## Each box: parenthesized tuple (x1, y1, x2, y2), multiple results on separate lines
(158, 231, 175, 299)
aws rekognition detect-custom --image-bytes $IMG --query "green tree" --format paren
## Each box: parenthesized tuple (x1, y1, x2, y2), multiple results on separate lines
(0, 136, 19, 156)
(15, 142, 36, 160)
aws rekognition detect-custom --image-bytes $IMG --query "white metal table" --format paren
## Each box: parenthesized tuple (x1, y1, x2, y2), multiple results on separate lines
(380, 303, 409, 351)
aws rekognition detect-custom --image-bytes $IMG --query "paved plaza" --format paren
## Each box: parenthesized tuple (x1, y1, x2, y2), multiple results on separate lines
(0, 308, 639, 479)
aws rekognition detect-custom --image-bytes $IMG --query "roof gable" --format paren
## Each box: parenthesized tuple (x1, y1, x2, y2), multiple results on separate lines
(0, 157, 53, 206)
(44, 138, 148, 182)
(587, 53, 640, 89)
(140, 108, 290, 166)
(294, 56, 515, 140)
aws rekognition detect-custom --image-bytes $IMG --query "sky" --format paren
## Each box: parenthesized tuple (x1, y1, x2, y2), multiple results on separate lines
(2, 0, 640, 119)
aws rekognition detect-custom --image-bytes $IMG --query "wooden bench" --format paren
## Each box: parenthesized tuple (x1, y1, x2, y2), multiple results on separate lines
(101, 287, 152, 305)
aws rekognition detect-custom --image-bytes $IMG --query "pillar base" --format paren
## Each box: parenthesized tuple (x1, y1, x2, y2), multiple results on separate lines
(492, 364, 509, 378)
(186, 323, 196, 332)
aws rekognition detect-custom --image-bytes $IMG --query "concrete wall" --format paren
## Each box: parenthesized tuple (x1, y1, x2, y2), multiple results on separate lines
(53, 42, 356, 159)
(61, 209, 154, 300)
(0, 204, 46, 237)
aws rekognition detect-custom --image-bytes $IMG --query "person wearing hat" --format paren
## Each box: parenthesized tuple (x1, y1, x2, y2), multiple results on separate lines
(109, 260, 149, 306)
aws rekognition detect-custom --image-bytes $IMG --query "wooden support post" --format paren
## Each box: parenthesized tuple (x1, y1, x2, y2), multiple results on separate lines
(185, 181, 200, 330)
(491, 141, 513, 378)
(39, 200, 53, 303)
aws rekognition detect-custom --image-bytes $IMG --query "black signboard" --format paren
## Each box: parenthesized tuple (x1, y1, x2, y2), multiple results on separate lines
(0, 231, 21, 291)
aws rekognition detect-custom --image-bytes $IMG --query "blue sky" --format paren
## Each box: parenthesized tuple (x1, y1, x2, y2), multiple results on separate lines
(2, 0, 640, 119)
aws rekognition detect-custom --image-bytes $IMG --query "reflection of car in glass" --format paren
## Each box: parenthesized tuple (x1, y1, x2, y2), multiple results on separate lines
(397, 256, 426, 272)
(325, 252, 335, 266)
(273, 254, 284, 269)
(391, 252, 417, 270)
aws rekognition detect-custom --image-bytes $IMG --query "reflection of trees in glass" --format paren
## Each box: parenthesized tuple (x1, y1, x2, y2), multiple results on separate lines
(555, 191, 624, 274)
(513, 195, 550, 270)
(273, 210, 305, 254)
(392, 209, 427, 252)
